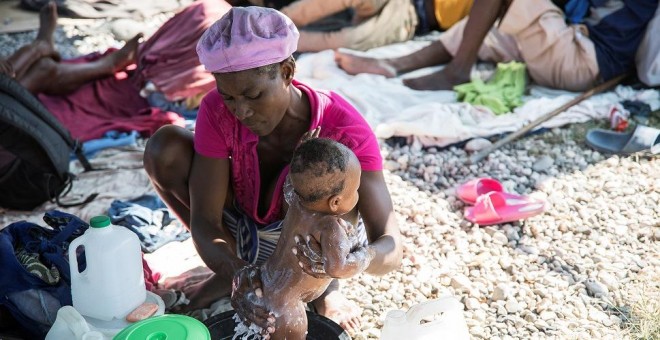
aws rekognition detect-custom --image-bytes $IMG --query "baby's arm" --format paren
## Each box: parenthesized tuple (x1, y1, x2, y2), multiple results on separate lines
(319, 218, 373, 279)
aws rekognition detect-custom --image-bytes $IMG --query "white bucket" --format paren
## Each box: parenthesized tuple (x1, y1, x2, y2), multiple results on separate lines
(68, 215, 146, 321)
(380, 296, 470, 340)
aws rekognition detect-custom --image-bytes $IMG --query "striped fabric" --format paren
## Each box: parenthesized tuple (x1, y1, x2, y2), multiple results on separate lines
(223, 205, 369, 266)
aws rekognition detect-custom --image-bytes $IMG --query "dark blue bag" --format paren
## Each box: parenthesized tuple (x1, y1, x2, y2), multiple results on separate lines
(0, 211, 88, 339)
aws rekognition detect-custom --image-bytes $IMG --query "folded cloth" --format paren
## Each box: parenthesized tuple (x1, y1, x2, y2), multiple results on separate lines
(454, 61, 526, 115)
(108, 195, 190, 253)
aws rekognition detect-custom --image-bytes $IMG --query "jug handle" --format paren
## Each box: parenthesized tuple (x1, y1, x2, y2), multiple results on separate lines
(68, 238, 86, 279)
(406, 296, 463, 325)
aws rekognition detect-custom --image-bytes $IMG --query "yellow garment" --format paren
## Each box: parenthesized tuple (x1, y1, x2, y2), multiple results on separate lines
(434, 0, 474, 30)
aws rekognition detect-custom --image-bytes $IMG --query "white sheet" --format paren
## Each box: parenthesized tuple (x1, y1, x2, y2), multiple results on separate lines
(295, 40, 660, 147)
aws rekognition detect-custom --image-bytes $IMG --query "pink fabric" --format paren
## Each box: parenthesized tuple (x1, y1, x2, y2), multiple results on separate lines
(135, 0, 232, 101)
(142, 256, 161, 292)
(194, 80, 382, 224)
(39, 52, 184, 142)
(196, 6, 299, 73)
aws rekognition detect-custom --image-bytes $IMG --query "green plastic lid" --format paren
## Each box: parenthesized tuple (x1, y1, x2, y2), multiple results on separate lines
(113, 315, 210, 340)
(90, 215, 111, 228)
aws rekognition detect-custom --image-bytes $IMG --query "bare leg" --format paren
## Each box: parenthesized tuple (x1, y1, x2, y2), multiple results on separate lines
(8, 2, 59, 79)
(18, 34, 143, 95)
(403, 0, 506, 90)
(312, 279, 362, 334)
(334, 40, 452, 77)
(143, 125, 195, 228)
(144, 126, 236, 312)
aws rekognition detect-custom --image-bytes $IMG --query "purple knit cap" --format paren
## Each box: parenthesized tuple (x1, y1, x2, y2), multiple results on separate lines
(196, 7, 299, 73)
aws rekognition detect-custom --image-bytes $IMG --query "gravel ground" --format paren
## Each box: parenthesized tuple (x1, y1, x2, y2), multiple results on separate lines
(352, 130, 659, 339)
(2, 14, 658, 340)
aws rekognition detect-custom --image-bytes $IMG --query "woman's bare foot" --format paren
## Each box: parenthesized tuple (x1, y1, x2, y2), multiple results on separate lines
(313, 290, 362, 334)
(103, 33, 143, 73)
(403, 67, 471, 91)
(334, 50, 397, 78)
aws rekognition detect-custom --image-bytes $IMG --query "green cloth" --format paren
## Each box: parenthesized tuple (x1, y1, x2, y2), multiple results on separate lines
(454, 61, 527, 115)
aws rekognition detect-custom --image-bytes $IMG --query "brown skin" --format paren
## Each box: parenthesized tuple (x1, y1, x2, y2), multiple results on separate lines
(334, 0, 510, 90)
(1, 2, 142, 95)
(143, 59, 402, 334)
(258, 157, 371, 340)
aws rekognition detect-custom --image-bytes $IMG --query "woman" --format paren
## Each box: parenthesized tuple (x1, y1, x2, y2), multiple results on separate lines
(143, 6, 402, 334)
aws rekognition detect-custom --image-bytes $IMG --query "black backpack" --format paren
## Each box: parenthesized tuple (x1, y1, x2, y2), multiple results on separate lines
(0, 74, 95, 210)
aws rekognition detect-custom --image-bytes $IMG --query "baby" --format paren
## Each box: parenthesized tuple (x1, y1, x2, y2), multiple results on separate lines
(237, 137, 369, 339)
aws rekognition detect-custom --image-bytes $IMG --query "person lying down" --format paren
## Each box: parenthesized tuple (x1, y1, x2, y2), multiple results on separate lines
(233, 137, 373, 339)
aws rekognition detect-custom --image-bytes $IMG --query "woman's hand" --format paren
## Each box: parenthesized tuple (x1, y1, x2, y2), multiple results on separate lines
(0, 59, 15, 78)
(292, 234, 329, 279)
(292, 219, 373, 279)
(230, 265, 275, 338)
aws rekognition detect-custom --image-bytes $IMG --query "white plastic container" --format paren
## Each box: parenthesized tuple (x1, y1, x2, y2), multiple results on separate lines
(380, 296, 470, 340)
(68, 215, 146, 321)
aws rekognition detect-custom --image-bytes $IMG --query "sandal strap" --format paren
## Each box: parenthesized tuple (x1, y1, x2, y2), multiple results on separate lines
(621, 125, 660, 154)
(472, 192, 505, 223)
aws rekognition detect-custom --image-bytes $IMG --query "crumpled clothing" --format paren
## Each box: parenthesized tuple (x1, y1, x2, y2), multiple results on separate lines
(108, 194, 190, 253)
(454, 61, 527, 115)
(15, 247, 61, 285)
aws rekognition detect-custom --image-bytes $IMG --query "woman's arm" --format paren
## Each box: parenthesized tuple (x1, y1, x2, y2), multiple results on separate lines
(357, 170, 402, 275)
(189, 153, 246, 279)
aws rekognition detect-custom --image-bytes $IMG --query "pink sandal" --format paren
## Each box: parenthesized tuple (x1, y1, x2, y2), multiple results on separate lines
(464, 191, 546, 226)
(457, 178, 505, 204)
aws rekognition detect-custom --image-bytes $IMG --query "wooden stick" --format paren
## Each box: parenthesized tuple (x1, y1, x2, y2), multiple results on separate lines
(469, 74, 627, 164)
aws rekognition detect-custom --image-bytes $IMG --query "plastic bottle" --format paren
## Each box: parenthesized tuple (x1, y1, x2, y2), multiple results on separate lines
(380, 296, 470, 340)
(69, 215, 146, 321)
(45, 306, 107, 340)
(46, 306, 91, 340)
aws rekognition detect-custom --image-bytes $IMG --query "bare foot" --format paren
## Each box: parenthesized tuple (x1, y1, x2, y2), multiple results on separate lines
(313, 290, 362, 334)
(334, 50, 396, 78)
(403, 67, 470, 91)
(36, 2, 57, 44)
(34, 2, 60, 60)
(104, 33, 143, 73)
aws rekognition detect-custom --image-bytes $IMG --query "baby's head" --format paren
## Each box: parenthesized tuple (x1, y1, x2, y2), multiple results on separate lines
(289, 138, 361, 215)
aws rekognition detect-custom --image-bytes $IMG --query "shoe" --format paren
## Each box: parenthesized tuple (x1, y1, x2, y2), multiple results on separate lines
(464, 192, 546, 226)
(457, 178, 527, 205)
(586, 125, 660, 155)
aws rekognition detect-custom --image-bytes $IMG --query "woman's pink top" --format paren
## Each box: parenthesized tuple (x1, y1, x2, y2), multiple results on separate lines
(194, 80, 382, 225)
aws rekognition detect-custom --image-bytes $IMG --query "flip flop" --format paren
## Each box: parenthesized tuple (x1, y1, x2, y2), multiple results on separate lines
(464, 191, 546, 226)
(585, 125, 660, 155)
(457, 178, 529, 205)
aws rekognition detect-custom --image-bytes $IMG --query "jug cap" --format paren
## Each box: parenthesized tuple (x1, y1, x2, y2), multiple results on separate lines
(90, 216, 111, 228)
(112, 315, 210, 340)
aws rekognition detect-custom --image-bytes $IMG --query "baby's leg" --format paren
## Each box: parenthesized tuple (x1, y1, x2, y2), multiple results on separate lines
(272, 302, 307, 340)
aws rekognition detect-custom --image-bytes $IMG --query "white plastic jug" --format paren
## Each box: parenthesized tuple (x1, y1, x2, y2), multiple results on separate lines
(380, 296, 470, 340)
(45, 306, 106, 340)
(68, 215, 146, 321)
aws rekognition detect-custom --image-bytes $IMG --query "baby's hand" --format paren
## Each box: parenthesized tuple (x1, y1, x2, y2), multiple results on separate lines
(337, 219, 359, 247)
(300, 126, 321, 144)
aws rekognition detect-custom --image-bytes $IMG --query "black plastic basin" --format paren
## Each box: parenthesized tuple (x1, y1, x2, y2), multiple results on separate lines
(203, 310, 350, 340)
